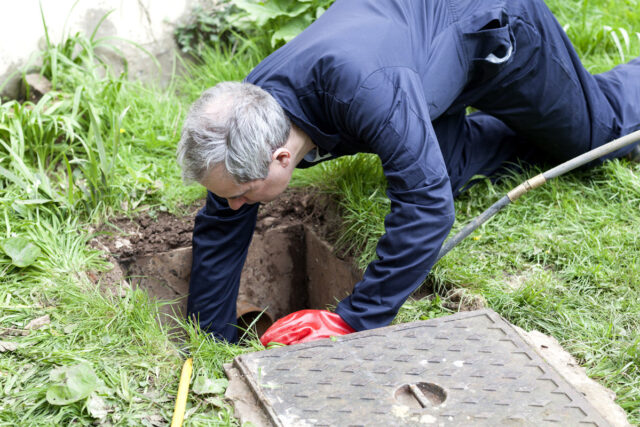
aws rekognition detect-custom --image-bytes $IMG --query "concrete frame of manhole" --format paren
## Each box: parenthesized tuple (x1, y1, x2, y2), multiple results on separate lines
(119, 224, 362, 336)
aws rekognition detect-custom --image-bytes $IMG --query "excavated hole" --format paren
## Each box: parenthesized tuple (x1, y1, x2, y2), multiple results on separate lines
(118, 224, 362, 338)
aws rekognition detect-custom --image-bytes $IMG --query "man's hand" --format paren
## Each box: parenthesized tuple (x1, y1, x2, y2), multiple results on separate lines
(260, 309, 355, 346)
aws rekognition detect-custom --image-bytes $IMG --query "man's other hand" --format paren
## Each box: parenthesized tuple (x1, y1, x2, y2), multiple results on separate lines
(260, 309, 355, 346)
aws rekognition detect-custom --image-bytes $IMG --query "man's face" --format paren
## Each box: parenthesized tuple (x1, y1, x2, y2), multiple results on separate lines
(201, 159, 292, 210)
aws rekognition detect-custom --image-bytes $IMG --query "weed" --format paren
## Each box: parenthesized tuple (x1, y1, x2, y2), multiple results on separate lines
(175, 2, 240, 57)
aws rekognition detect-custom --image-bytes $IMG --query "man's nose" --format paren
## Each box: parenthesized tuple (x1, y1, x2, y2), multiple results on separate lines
(227, 198, 244, 210)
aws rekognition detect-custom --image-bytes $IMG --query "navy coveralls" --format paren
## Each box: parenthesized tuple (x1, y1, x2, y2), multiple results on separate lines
(188, 0, 640, 342)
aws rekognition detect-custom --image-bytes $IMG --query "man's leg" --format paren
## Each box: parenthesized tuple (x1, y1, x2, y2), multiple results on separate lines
(433, 110, 541, 196)
(466, 0, 640, 161)
(594, 56, 640, 149)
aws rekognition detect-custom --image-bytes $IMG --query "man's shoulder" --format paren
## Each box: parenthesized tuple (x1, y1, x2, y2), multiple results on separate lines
(246, 1, 415, 97)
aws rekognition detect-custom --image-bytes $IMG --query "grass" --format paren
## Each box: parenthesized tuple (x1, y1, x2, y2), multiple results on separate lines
(0, 0, 639, 425)
(442, 162, 640, 416)
(0, 19, 252, 426)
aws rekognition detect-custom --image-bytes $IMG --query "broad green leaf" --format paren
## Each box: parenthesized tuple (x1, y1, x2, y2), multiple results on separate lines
(1, 237, 42, 268)
(233, 0, 286, 26)
(192, 373, 228, 395)
(46, 363, 99, 405)
(271, 15, 311, 46)
(234, 0, 310, 26)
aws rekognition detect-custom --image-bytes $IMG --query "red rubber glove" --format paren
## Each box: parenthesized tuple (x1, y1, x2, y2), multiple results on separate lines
(260, 309, 355, 346)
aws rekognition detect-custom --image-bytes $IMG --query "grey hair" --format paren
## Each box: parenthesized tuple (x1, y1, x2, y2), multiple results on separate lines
(176, 81, 291, 183)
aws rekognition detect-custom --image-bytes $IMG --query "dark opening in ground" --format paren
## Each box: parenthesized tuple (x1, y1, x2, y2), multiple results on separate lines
(118, 224, 362, 337)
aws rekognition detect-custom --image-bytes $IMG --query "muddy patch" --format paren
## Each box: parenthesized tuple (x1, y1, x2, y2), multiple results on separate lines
(92, 189, 362, 336)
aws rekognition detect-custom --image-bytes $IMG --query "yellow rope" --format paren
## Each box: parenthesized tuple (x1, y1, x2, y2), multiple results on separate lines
(171, 357, 193, 427)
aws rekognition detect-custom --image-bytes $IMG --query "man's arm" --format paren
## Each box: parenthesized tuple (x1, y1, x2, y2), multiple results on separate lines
(335, 67, 455, 331)
(188, 191, 259, 342)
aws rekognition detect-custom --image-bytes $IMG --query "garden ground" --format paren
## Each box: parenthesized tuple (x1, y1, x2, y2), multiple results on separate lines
(1, 0, 639, 425)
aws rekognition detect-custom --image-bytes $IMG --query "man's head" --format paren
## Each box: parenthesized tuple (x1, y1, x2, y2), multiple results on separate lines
(177, 81, 292, 209)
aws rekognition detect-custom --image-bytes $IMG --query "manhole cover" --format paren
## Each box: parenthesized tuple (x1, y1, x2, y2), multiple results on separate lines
(225, 309, 609, 426)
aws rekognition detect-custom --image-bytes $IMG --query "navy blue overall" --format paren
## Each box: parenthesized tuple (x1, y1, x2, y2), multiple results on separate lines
(188, 0, 640, 342)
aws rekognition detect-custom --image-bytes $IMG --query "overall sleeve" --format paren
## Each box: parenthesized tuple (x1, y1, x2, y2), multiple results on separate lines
(187, 191, 259, 342)
(335, 68, 455, 331)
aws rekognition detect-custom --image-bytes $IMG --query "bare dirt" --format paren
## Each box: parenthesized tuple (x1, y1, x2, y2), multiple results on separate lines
(90, 188, 362, 335)
(93, 188, 341, 260)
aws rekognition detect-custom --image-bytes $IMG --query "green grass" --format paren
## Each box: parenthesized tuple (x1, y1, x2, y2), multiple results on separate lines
(547, 0, 640, 71)
(1, 0, 639, 425)
(0, 21, 254, 426)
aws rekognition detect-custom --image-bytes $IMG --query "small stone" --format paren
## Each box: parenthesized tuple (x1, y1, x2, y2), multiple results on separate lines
(24, 73, 52, 100)
(0, 341, 18, 352)
(262, 216, 277, 227)
(114, 238, 132, 249)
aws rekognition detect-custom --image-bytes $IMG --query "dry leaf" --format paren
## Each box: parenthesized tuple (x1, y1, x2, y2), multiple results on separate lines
(0, 327, 27, 337)
(87, 393, 110, 420)
(141, 414, 165, 426)
(0, 341, 18, 352)
(25, 314, 50, 330)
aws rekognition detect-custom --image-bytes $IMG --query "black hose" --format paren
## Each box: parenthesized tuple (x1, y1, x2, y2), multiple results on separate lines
(435, 129, 640, 262)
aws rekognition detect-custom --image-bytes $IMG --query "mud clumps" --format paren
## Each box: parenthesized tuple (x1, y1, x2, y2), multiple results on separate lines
(94, 208, 196, 259)
(94, 188, 339, 259)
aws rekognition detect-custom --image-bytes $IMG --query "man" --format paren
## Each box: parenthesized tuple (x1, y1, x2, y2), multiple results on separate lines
(177, 0, 640, 344)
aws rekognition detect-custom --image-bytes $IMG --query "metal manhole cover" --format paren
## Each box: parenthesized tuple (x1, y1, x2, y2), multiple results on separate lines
(225, 309, 609, 426)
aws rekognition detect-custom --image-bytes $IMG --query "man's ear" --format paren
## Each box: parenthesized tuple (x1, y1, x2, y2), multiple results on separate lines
(272, 148, 292, 168)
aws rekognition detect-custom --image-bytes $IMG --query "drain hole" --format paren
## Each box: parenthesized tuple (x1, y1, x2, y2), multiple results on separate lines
(237, 301, 274, 338)
(394, 382, 447, 409)
(119, 224, 362, 338)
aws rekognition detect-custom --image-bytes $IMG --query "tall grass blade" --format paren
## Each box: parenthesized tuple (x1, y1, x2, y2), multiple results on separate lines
(39, 1, 51, 49)
(607, 27, 626, 62)
(112, 106, 130, 173)
(619, 27, 631, 50)
(63, 153, 75, 205)
(89, 9, 116, 43)
(87, 103, 108, 175)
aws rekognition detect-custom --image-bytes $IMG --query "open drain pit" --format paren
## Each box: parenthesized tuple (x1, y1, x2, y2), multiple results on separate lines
(118, 224, 362, 337)
(95, 194, 628, 426)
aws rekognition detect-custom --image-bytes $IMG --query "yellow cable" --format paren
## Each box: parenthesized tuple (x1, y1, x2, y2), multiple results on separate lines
(171, 357, 193, 427)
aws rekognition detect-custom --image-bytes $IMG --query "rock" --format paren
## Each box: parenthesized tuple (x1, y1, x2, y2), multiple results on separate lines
(262, 216, 277, 227)
(23, 73, 52, 101)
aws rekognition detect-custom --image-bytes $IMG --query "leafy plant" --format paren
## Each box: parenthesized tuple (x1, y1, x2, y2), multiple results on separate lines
(175, 3, 240, 56)
(46, 363, 99, 405)
(176, 0, 337, 58)
(191, 371, 229, 395)
(231, 0, 335, 48)
(0, 236, 42, 268)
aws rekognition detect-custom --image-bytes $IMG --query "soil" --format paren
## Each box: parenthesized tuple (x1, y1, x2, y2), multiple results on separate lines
(93, 187, 341, 260)
(89, 188, 361, 335)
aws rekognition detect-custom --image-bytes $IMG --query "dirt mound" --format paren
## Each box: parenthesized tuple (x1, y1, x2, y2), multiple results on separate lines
(94, 188, 340, 260)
